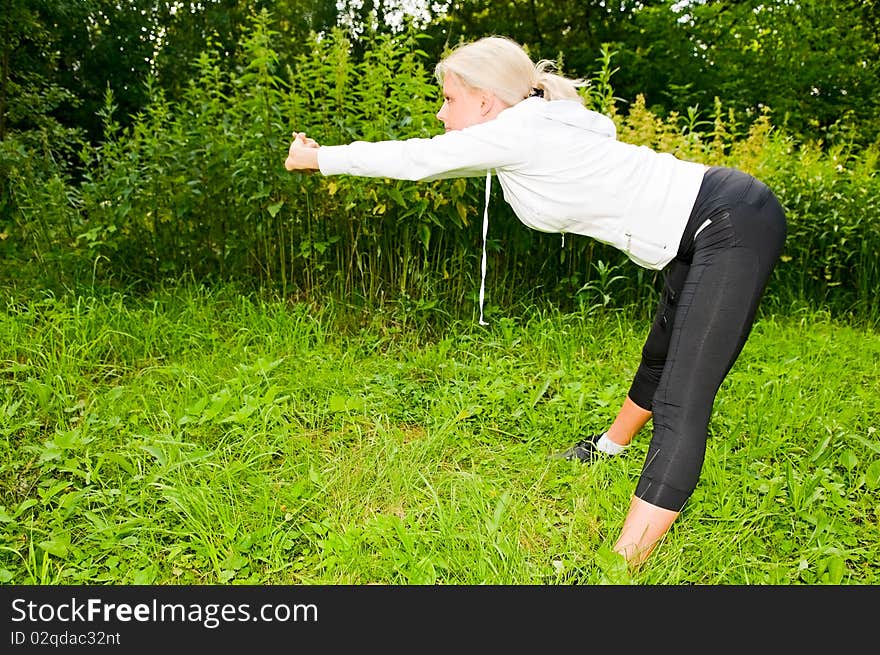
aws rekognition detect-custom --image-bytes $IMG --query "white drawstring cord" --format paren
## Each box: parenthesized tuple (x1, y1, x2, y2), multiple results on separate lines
(478, 170, 491, 326)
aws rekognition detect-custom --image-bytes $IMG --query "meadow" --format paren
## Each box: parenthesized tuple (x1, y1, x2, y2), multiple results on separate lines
(2, 283, 877, 585)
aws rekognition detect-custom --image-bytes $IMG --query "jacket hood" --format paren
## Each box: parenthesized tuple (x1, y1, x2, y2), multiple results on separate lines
(519, 97, 617, 139)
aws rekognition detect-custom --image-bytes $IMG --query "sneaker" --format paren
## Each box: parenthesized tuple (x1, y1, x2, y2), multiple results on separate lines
(551, 433, 604, 462)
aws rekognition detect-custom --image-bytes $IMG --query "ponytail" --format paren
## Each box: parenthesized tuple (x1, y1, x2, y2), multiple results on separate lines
(533, 59, 586, 104)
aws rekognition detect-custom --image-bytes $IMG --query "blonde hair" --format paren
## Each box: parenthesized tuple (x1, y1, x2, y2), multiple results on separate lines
(434, 36, 586, 105)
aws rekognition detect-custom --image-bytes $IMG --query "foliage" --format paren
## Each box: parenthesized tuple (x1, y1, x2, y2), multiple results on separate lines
(3, 1, 877, 166)
(2, 12, 879, 325)
(0, 0, 341, 149)
(679, 0, 880, 147)
(433, 0, 880, 148)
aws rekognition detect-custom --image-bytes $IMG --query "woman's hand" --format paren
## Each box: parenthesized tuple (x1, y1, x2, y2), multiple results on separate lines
(285, 132, 320, 171)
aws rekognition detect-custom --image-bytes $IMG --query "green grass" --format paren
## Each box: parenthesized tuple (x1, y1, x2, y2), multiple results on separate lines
(1, 283, 878, 585)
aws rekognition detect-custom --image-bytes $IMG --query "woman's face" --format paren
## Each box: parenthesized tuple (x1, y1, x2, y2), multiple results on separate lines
(436, 73, 491, 132)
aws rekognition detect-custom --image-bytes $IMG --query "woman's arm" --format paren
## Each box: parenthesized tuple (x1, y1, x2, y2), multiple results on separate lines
(285, 113, 525, 181)
(314, 128, 522, 181)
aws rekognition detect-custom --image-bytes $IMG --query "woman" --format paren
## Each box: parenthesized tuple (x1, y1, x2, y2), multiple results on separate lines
(284, 36, 787, 565)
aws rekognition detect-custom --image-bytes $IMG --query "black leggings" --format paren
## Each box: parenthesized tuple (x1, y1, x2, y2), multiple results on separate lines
(627, 166, 787, 512)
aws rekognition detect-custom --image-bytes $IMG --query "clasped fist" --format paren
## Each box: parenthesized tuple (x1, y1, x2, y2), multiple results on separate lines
(285, 131, 320, 171)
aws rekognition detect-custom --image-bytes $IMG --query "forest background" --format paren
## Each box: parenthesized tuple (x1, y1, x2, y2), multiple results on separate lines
(2, 0, 879, 318)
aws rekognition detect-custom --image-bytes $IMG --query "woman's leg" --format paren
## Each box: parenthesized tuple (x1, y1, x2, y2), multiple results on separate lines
(604, 259, 691, 447)
(605, 396, 652, 446)
(611, 237, 764, 565)
(614, 497, 680, 565)
(601, 266, 688, 563)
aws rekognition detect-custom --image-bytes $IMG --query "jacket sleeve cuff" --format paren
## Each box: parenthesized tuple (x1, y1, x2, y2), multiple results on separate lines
(317, 145, 349, 176)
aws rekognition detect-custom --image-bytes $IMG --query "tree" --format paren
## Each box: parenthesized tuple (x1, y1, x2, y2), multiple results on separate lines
(0, 0, 341, 148)
(426, 1, 666, 76)
(429, 0, 880, 145)
(663, 0, 880, 144)
(1, 0, 87, 142)
(154, 1, 339, 102)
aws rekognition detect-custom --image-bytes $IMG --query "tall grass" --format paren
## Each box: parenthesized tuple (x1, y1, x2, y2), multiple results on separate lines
(1, 284, 877, 585)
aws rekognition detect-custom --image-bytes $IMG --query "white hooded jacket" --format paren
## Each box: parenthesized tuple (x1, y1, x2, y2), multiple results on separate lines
(317, 97, 708, 320)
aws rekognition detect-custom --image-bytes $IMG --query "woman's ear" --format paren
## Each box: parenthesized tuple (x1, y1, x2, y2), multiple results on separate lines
(479, 92, 496, 115)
